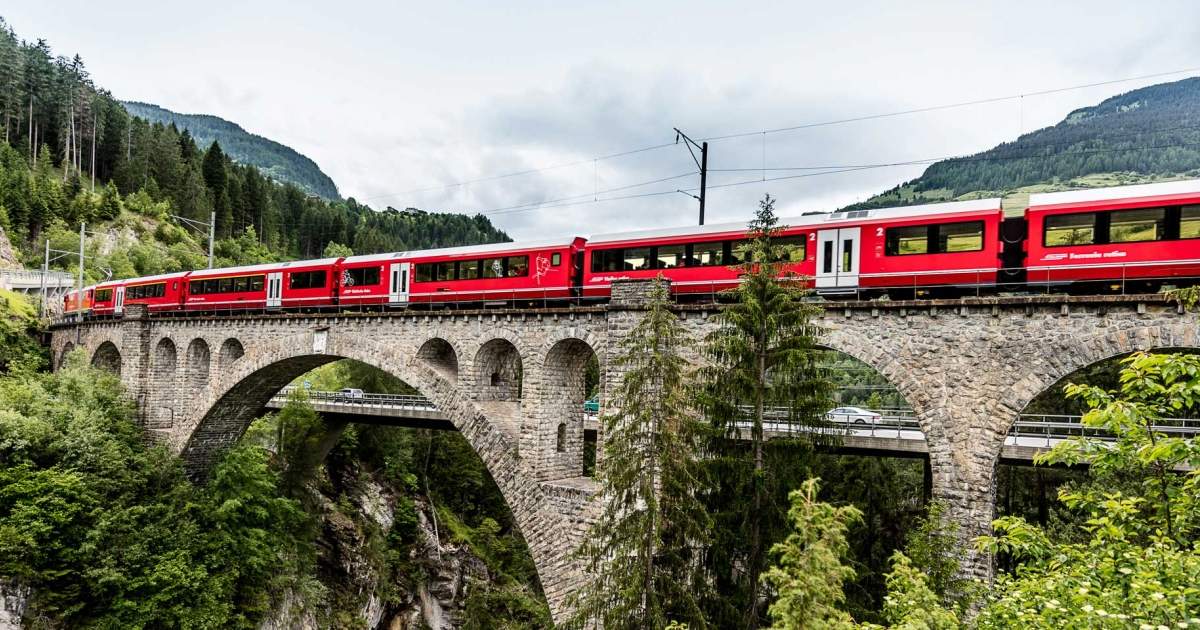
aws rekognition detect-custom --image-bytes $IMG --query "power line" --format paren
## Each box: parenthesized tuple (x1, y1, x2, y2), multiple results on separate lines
(699, 66, 1200, 142)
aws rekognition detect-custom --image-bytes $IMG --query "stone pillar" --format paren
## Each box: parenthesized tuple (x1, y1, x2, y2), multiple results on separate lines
(121, 304, 154, 429)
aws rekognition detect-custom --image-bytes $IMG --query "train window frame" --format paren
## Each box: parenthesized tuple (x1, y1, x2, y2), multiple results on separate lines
(1043, 212, 1098, 248)
(415, 263, 435, 283)
(690, 241, 723, 267)
(623, 247, 651, 271)
(551, 252, 561, 266)
(1182, 205, 1200, 240)
(344, 267, 381, 287)
(655, 244, 685, 269)
(506, 256, 529, 277)
(482, 257, 506, 279)
(1108, 207, 1166, 244)
(289, 270, 326, 290)
(248, 275, 265, 292)
(459, 260, 481, 280)
(773, 235, 807, 262)
(219, 277, 235, 293)
(885, 225, 929, 256)
(436, 261, 456, 282)
(936, 221, 985, 253)
(727, 240, 750, 265)
(95, 288, 113, 302)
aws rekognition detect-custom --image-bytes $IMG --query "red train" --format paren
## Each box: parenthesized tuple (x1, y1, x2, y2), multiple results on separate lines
(62, 178, 1200, 317)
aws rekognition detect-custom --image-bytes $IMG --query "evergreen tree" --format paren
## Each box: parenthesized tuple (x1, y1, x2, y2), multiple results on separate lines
(569, 277, 711, 630)
(697, 194, 833, 629)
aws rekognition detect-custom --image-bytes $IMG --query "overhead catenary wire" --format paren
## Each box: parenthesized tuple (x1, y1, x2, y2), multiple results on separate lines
(354, 64, 1200, 208)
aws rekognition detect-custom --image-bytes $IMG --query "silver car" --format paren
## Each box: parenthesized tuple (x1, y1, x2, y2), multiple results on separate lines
(825, 406, 883, 425)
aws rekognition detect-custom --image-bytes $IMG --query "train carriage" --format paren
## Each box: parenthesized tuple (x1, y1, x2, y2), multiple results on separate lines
(582, 198, 1003, 298)
(89, 280, 121, 316)
(401, 238, 584, 305)
(119, 272, 189, 313)
(1025, 179, 1200, 291)
(63, 286, 95, 317)
(185, 258, 340, 312)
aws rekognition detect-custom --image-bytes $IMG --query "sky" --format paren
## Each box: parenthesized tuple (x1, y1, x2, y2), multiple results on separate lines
(6, 0, 1200, 240)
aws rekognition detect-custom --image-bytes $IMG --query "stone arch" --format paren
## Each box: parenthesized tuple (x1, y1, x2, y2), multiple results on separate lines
(186, 338, 212, 393)
(58, 341, 76, 369)
(418, 337, 459, 381)
(537, 337, 600, 478)
(149, 338, 179, 431)
(218, 338, 245, 371)
(175, 331, 585, 621)
(475, 338, 523, 401)
(91, 341, 122, 374)
(1001, 322, 1200, 440)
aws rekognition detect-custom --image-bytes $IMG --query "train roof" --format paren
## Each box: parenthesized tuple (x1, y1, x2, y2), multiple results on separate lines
(188, 258, 342, 278)
(1028, 178, 1200, 208)
(587, 198, 1002, 244)
(342, 238, 582, 264)
(121, 271, 189, 285)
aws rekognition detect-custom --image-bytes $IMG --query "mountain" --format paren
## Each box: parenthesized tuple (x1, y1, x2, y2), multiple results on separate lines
(851, 76, 1200, 211)
(122, 101, 341, 200)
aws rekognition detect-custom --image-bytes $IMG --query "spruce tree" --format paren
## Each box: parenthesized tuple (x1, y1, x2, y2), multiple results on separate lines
(697, 194, 833, 629)
(569, 277, 711, 630)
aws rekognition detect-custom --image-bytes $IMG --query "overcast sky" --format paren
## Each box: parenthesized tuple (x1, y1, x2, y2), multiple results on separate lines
(7, 1, 1200, 239)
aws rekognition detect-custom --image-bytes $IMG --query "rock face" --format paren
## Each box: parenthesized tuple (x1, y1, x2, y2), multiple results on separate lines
(258, 465, 491, 630)
(0, 581, 29, 630)
(0, 228, 20, 270)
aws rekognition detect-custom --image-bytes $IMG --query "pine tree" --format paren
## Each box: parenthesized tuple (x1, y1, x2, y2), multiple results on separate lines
(697, 194, 834, 629)
(569, 277, 711, 630)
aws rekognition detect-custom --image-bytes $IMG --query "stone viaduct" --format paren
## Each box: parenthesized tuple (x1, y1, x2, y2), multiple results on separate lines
(47, 280, 1200, 624)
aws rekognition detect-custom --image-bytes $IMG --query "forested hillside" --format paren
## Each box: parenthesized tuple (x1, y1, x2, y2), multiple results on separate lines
(852, 76, 1200, 209)
(0, 17, 508, 282)
(122, 101, 340, 200)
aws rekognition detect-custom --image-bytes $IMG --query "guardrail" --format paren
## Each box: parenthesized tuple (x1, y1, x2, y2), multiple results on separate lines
(267, 391, 1200, 445)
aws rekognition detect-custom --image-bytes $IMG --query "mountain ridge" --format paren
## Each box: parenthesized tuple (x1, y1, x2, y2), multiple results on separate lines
(122, 100, 341, 200)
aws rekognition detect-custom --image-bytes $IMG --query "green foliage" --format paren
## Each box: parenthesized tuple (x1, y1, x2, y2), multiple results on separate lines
(697, 194, 834, 627)
(876, 552, 959, 630)
(322, 241, 354, 258)
(762, 478, 860, 630)
(569, 277, 710, 630)
(0, 289, 44, 373)
(0, 351, 315, 628)
(123, 101, 341, 200)
(897, 500, 972, 615)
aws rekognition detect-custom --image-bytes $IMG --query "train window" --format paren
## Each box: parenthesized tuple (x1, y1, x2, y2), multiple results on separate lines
(1044, 213, 1096, 247)
(623, 247, 651, 271)
(691, 241, 723, 266)
(656, 244, 685, 269)
(727, 240, 750, 265)
(234, 276, 250, 293)
(343, 267, 380, 286)
(774, 236, 807, 262)
(95, 289, 112, 301)
(937, 221, 984, 252)
(551, 252, 562, 266)
(506, 256, 529, 277)
(289, 271, 326, 290)
(1109, 207, 1165, 243)
(437, 261, 456, 282)
(483, 258, 505, 278)
(249, 276, 265, 292)
(1182, 206, 1200, 239)
(219, 277, 235, 293)
(885, 225, 928, 255)
(415, 263, 435, 283)
(591, 249, 623, 272)
(459, 260, 481, 280)
(822, 241, 833, 274)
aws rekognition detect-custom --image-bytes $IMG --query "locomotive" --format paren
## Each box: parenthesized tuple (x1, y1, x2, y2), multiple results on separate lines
(63, 178, 1200, 317)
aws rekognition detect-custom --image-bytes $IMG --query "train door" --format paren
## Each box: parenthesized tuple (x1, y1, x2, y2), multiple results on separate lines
(266, 272, 283, 309)
(815, 227, 861, 290)
(114, 286, 126, 315)
(388, 262, 410, 305)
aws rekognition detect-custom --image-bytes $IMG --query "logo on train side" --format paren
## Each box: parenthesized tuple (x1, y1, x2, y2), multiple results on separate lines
(532, 254, 552, 285)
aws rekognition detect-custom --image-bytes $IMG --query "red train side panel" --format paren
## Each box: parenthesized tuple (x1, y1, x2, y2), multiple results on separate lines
(403, 238, 584, 304)
(185, 258, 341, 311)
(1025, 180, 1200, 287)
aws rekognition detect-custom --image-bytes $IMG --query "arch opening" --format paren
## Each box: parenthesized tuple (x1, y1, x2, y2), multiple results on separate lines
(218, 338, 245, 371)
(541, 338, 600, 478)
(186, 339, 212, 393)
(58, 341, 76, 370)
(417, 338, 459, 381)
(90, 341, 122, 374)
(475, 339, 523, 402)
(150, 338, 179, 430)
